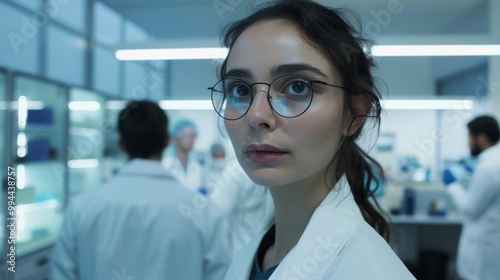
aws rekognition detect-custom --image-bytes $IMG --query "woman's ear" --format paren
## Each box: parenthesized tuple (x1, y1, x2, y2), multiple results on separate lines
(342, 95, 371, 137)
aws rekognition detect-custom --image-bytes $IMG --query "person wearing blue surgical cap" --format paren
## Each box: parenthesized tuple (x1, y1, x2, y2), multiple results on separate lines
(162, 119, 206, 193)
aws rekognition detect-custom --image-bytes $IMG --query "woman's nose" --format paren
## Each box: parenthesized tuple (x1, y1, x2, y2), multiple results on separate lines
(245, 87, 276, 130)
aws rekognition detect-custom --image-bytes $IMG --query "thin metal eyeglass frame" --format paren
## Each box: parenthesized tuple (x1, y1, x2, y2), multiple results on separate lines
(208, 74, 345, 120)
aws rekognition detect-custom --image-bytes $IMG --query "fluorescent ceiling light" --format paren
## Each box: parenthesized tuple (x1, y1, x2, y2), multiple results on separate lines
(159, 100, 213, 110)
(382, 99, 474, 110)
(17, 164, 25, 189)
(106, 100, 213, 110)
(68, 159, 100, 169)
(17, 132, 27, 147)
(115, 44, 500, 60)
(68, 101, 101, 111)
(115, 48, 229, 61)
(106, 100, 127, 110)
(372, 45, 500, 56)
(16, 199, 59, 212)
(11, 100, 45, 110)
(17, 146, 27, 158)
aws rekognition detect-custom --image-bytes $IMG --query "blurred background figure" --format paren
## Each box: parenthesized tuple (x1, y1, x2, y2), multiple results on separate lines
(162, 119, 206, 193)
(51, 100, 230, 280)
(445, 115, 500, 280)
(205, 142, 228, 195)
(207, 159, 274, 255)
(442, 156, 478, 188)
(208, 142, 227, 173)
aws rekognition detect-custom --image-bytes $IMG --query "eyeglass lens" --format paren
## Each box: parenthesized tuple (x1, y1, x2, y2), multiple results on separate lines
(211, 75, 313, 120)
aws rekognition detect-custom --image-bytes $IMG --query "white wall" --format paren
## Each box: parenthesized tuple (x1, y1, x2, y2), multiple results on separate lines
(489, 0, 500, 122)
(374, 110, 437, 179)
(439, 110, 475, 162)
(374, 57, 436, 98)
(372, 108, 482, 182)
(170, 60, 221, 100)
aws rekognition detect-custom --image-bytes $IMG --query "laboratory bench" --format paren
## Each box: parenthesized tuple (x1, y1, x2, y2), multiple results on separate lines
(389, 212, 462, 279)
(378, 183, 464, 279)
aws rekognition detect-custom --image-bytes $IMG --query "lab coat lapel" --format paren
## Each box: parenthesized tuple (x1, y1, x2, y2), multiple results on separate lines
(269, 175, 363, 280)
(234, 230, 268, 280)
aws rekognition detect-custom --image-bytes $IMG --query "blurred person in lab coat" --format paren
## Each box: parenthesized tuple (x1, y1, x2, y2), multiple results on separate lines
(205, 142, 228, 195)
(208, 142, 228, 174)
(445, 115, 500, 280)
(162, 119, 206, 193)
(51, 100, 230, 280)
(208, 1, 415, 279)
(207, 158, 274, 254)
(205, 144, 274, 254)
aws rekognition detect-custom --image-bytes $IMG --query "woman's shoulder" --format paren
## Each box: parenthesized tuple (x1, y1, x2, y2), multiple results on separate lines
(325, 221, 416, 279)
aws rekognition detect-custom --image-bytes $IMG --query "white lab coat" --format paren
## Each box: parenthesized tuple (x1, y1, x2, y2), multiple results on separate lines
(162, 155, 205, 192)
(51, 159, 230, 280)
(447, 144, 500, 280)
(207, 159, 274, 254)
(224, 175, 415, 280)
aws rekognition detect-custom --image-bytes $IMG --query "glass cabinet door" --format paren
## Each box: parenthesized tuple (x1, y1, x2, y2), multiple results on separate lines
(68, 88, 106, 197)
(103, 101, 127, 180)
(11, 75, 67, 257)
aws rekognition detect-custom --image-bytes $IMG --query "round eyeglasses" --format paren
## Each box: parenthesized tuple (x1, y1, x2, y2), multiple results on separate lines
(208, 74, 345, 120)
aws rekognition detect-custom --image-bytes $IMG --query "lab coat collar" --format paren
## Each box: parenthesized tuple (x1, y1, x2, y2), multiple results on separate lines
(270, 175, 363, 279)
(118, 158, 176, 180)
(236, 175, 363, 280)
(479, 143, 500, 159)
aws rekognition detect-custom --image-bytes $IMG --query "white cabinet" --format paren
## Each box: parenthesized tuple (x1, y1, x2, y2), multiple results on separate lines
(8, 246, 52, 280)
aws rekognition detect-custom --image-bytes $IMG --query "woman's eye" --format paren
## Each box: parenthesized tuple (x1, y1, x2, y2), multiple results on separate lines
(286, 81, 311, 95)
(228, 84, 251, 97)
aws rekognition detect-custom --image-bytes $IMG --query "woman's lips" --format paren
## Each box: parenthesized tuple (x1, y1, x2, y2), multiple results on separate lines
(244, 144, 288, 163)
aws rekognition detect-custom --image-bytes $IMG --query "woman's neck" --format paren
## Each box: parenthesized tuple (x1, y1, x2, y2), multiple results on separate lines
(262, 173, 333, 271)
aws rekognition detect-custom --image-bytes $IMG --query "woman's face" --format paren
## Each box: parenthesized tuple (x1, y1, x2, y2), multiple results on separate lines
(224, 19, 347, 188)
(175, 127, 196, 152)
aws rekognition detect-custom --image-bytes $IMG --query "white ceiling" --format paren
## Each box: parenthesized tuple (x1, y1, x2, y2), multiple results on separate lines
(101, 0, 491, 96)
(101, 0, 488, 39)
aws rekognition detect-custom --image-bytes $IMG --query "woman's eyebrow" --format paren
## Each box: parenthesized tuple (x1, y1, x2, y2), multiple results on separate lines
(224, 68, 253, 79)
(225, 64, 328, 79)
(270, 64, 328, 78)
